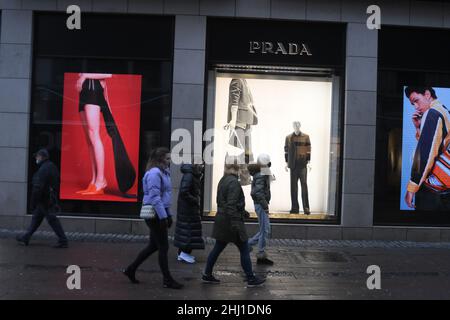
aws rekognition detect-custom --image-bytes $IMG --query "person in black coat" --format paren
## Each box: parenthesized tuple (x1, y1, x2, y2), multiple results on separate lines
(174, 163, 205, 263)
(201, 162, 265, 287)
(16, 149, 68, 248)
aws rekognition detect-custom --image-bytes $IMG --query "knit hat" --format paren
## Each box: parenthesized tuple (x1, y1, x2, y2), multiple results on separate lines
(33, 148, 49, 159)
(257, 153, 271, 166)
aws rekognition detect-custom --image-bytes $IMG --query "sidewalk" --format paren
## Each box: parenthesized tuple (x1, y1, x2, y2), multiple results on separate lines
(1, 229, 450, 300)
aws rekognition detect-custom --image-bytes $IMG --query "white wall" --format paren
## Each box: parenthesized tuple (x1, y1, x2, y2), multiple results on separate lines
(209, 75, 333, 214)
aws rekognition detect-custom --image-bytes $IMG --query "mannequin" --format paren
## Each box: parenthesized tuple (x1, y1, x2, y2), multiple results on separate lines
(284, 121, 311, 214)
(224, 78, 258, 186)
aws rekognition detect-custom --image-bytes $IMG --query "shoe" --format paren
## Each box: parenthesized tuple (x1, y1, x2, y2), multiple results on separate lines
(82, 187, 106, 195)
(257, 257, 274, 265)
(76, 183, 95, 194)
(163, 279, 184, 289)
(122, 268, 140, 284)
(202, 273, 221, 284)
(177, 252, 195, 264)
(16, 235, 29, 246)
(290, 209, 299, 214)
(304, 208, 311, 215)
(82, 181, 107, 195)
(186, 253, 196, 261)
(246, 276, 266, 288)
(53, 242, 68, 248)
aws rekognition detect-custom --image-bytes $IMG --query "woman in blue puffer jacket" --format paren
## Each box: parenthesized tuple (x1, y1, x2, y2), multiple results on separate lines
(123, 147, 183, 289)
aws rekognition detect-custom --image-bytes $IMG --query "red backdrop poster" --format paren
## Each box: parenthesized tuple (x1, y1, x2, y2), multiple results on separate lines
(60, 73, 142, 202)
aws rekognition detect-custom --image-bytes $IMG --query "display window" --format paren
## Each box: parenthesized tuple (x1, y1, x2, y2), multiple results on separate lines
(28, 13, 174, 217)
(203, 18, 345, 223)
(203, 71, 341, 221)
(375, 26, 450, 226)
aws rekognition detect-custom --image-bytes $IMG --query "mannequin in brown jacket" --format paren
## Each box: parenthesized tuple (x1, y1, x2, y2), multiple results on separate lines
(284, 121, 311, 214)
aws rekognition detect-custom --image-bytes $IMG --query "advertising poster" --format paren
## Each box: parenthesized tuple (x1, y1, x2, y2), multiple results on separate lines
(60, 73, 142, 202)
(210, 75, 333, 215)
(400, 86, 450, 211)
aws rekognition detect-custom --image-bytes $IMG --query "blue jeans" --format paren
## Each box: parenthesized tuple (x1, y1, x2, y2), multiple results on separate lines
(248, 203, 271, 255)
(204, 240, 254, 278)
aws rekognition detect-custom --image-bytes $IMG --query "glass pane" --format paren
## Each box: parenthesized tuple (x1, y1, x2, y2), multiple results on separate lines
(203, 69, 341, 222)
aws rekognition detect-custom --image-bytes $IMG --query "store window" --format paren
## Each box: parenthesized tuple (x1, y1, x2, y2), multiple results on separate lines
(28, 13, 174, 217)
(375, 26, 450, 226)
(203, 18, 345, 223)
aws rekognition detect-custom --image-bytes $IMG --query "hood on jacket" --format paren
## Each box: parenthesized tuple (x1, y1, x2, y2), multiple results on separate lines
(248, 163, 261, 176)
(181, 164, 193, 174)
(181, 163, 204, 176)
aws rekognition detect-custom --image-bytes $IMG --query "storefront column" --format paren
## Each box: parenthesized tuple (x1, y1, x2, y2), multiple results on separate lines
(342, 23, 378, 228)
(0, 9, 33, 228)
(170, 15, 206, 215)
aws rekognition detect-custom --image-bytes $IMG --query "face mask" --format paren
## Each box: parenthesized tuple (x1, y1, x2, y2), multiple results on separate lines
(36, 159, 40, 165)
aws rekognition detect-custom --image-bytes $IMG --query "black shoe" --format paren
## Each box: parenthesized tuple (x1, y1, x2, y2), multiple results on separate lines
(304, 208, 311, 215)
(163, 279, 184, 289)
(202, 273, 221, 284)
(247, 276, 266, 288)
(53, 242, 68, 249)
(257, 257, 274, 265)
(16, 235, 29, 246)
(290, 209, 299, 214)
(122, 268, 140, 284)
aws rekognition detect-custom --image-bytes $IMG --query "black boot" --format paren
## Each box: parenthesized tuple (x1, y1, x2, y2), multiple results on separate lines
(122, 268, 140, 284)
(53, 242, 68, 249)
(16, 235, 29, 246)
(257, 257, 274, 265)
(163, 278, 184, 289)
(246, 276, 266, 288)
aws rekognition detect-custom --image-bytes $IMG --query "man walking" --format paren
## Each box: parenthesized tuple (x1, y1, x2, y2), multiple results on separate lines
(16, 149, 68, 248)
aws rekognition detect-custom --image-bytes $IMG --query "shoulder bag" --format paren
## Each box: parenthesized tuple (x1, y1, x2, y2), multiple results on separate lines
(139, 170, 164, 220)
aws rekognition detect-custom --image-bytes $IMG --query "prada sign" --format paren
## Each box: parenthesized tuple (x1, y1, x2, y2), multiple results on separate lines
(208, 18, 345, 67)
(249, 41, 312, 56)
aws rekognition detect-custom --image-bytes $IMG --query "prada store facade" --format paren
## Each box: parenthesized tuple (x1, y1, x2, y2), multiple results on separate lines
(5, 0, 450, 240)
(201, 18, 346, 224)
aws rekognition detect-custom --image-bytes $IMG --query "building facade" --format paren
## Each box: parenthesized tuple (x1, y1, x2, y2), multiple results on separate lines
(1, 0, 450, 241)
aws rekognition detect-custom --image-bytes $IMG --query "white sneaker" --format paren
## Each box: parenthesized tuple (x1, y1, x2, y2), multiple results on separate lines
(178, 252, 195, 264)
(186, 253, 196, 261)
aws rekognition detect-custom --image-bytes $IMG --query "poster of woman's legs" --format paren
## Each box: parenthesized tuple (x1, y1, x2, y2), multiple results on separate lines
(60, 73, 142, 202)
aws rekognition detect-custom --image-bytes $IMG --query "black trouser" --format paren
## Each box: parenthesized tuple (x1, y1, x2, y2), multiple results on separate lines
(127, 218, 172, 281)
(24, 204, 67, 244)
(415, 186, 450, 211)
(290, 165, 310, 211)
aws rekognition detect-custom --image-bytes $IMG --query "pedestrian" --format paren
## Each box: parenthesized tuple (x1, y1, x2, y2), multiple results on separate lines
(174, 162, 205, 264)
(16, 149, 68, 248)
(202, 160, 266, 287)
(122, 147, 183, 289)
(247, 154, 273, 265)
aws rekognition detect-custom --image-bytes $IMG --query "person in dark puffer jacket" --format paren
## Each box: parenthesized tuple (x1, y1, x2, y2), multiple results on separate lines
(174, 163, 205, 263)
(201, 161, 266, 287)
(248, 153, 273, 265)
